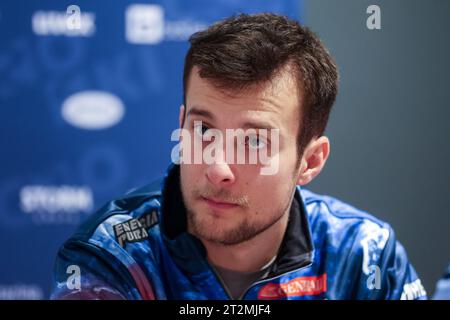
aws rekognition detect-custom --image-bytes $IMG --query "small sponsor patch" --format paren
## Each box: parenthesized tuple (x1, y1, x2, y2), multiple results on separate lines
(113, 210, 158, 247)
(138, 210, 159, 229)
(258, 274, 327, 299)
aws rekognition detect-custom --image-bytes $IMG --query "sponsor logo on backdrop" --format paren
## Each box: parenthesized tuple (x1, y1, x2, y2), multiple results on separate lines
(61, 90, 125, 130)
(258, 274, 327, 299)
(32, 8, 95, 37)
(125, 4, 207, 44)
(126, 4, 164, 44)
(0, 284, 43, 300)
(20, 185, 93, 225)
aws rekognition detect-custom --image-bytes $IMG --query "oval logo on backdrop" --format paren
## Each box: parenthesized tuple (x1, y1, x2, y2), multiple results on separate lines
(61, 91, 125, 130)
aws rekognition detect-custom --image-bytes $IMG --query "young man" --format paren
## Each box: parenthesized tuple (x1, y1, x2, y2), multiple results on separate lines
(51, 13, 426, 300)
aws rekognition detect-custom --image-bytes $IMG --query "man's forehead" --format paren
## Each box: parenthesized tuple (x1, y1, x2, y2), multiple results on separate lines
(186, 67, 300, 119)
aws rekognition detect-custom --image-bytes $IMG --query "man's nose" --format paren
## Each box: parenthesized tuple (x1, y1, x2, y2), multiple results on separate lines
(205, 162, 236, 187)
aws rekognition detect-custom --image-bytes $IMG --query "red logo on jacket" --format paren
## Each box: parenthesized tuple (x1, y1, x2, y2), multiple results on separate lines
(258, 274, 327, 299)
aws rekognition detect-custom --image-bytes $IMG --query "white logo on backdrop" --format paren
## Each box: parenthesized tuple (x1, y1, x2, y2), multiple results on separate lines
(126, 4, 165, 44)
(20, 185, 93, 214)
(0, 284, 43, 300)
(61, 91, 125, 130)
(125, 4, 207, 44)
(32, 8, 95, 37)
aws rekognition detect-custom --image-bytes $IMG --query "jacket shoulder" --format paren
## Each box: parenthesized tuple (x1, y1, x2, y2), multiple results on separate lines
(300, 188, 426, 299)
(300, 188, 392, 255)
(72, 179, 164, 241)
(52, 180, 165, 300)
(301, 188, 387, 227)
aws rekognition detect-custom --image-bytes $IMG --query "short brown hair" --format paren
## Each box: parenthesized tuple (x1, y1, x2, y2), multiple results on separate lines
(183, 13, 339, 155)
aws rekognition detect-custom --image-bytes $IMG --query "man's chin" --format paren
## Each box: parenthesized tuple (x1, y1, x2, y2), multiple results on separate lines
(192, 221, 263, 246)
(197, 233, 247, 246)
(189, 219, 242, 245)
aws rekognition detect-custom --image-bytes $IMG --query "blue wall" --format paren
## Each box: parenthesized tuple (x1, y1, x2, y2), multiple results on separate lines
(0, 0, 302, 299)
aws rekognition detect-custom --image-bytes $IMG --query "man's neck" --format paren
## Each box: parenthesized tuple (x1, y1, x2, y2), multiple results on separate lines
(201, 211, 290, 273)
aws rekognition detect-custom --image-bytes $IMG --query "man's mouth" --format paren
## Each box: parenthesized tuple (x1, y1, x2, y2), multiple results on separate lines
(200, 196, 239, 210)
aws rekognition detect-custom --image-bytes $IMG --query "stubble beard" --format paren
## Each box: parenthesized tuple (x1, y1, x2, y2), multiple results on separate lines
(183, 184, 296, 246)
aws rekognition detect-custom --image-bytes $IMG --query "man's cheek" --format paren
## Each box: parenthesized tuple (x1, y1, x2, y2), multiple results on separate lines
(259, 154, 280, 175)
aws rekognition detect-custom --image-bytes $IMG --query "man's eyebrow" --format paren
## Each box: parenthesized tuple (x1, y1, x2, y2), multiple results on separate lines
(186, 107, 214, 120)
(187, 106, 278, 131)
(241, 120, 278, 131)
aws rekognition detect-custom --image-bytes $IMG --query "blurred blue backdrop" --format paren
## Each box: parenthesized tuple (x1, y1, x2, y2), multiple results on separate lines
(0, 0, 302, 299)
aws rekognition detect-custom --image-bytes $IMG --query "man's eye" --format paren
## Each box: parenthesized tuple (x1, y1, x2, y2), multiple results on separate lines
(193, 123, 209, 137)
(246, 135, 266, 149)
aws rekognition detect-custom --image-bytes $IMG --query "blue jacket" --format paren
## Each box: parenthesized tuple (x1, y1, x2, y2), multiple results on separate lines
(51, 165, 427, 300)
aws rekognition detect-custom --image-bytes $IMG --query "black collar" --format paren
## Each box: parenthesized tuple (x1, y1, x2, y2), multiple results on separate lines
(160, 164, 314, 277)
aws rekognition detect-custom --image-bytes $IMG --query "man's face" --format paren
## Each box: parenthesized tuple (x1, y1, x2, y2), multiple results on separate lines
(180, 66, 303, 246)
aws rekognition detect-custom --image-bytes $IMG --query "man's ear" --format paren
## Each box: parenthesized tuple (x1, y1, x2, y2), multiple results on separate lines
(296, 136, 330, 186)
(179, 105, 185, 128)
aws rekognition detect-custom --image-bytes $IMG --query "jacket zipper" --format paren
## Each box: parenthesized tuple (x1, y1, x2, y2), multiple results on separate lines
(208, 263, 234, 299)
